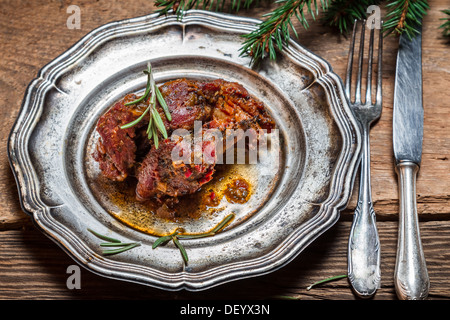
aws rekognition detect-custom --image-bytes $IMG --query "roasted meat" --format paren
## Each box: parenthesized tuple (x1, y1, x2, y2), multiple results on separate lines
(93, 94, 145, 181)
(93, 78, 275, 200)
(159, 78, 213, 130)
(136, 138, 216, 200)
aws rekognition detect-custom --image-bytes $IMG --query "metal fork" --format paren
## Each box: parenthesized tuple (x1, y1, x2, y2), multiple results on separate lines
(346, 19, 383, 298)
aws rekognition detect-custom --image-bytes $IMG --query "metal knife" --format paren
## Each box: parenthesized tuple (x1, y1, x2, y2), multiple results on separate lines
(393, 23, 430, 300)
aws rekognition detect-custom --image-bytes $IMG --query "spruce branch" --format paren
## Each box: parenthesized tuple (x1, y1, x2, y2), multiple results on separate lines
(440, 9, 450, 37)
(238, 0, 328, 65)
(153, 0, 431, 64)
(321, 0, 380, 34)
(154, 0, 260, 17)
(383, 0, 429, 38)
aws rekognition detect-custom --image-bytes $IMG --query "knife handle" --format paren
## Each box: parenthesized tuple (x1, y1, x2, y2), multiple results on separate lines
(394, 161, 429, 300)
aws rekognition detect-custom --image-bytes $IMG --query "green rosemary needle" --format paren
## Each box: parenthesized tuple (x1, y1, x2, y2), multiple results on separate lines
(124, 63, 152, 106)
(176, 232, 215, 240)
(156, 86, 172, 121)
(151, 104, 168, 139)
(211, 213, 235, 233)
(102, 242, 141, 256)
(87, 228, 121, 243)
(177, 213, 235, 240)
(306, 274, 348, 290)
(152, 123, 159, 149)
(100, 242, 139, 247)
(120, 106, 150, 130)
(88, 228, 141, 256)
(172, 235, 189, 264)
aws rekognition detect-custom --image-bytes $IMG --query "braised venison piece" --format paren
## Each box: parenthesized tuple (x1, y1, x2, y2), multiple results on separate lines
(136, 138, 217, 200)
(93, 78, 275, 200)
(93, 94, 143, 182)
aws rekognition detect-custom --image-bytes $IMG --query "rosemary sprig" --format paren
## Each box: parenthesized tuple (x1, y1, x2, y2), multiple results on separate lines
(152, 228, 181, 248)
(153, 213, 235, 264)
(88, 228, 141, 256)
(120, 62, 171, 148)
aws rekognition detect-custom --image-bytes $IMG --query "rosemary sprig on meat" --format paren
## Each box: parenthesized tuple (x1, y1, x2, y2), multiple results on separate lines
(88, 228, 141, 255)
(120, 62, 171, 148)
(152, 213, 235, 264)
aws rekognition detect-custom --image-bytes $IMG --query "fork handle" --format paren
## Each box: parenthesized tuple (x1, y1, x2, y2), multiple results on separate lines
(348, 125, 381, 298)
(394, 161, 429, 300)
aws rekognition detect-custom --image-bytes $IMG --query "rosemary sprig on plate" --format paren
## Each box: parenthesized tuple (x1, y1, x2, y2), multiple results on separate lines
(120, 62, 171, 148)
(88, 213, 234, 261)
(152, 213, 235, 264)
(88, 228, 141, 256)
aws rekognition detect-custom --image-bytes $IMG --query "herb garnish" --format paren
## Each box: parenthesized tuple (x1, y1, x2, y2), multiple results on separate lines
(120, 62, 171, 148)
(152, 213, 235, 264)
(87, 213, 234, 260)
(306, 274, 348, 290)
(88, 228, 141, 255)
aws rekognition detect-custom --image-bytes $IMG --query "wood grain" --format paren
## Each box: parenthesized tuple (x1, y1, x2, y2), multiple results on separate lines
(0, 0, 449, 300)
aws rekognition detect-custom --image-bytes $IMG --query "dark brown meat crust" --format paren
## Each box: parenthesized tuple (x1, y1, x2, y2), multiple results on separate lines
(93, 94, 144, 181)
(93, 78, 275, 200)
(159, 78, 213, 131)
(136, 138, 216, 200)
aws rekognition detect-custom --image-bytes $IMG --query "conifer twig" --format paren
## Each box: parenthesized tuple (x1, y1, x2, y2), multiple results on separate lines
(239, 0, 327, 65)
(383, 0, 429, 38)
(440, 9, 450, 37)
(153, 0, 431, 64)
(321, 0, 380, 34)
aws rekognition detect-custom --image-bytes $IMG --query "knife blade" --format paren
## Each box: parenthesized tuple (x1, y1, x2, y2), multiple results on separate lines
(393, 27, 424, 164)
(393, 23, 430, 300)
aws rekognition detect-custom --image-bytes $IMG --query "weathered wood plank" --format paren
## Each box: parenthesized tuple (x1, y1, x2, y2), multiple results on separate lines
(0, 220, 449, 300)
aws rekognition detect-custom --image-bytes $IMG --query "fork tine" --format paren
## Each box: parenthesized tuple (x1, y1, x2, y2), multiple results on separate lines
(345, 19, 358, 101)
(355, 20, 366, 104)
(365, 26, 375, 105)
(375, 22, 383, 107)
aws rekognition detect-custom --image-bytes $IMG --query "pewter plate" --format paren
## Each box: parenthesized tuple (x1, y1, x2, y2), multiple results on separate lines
(8, 10, 360, 291)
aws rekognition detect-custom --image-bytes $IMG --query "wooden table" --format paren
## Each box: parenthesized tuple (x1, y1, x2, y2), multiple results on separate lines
(1, 0, 448, 300)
